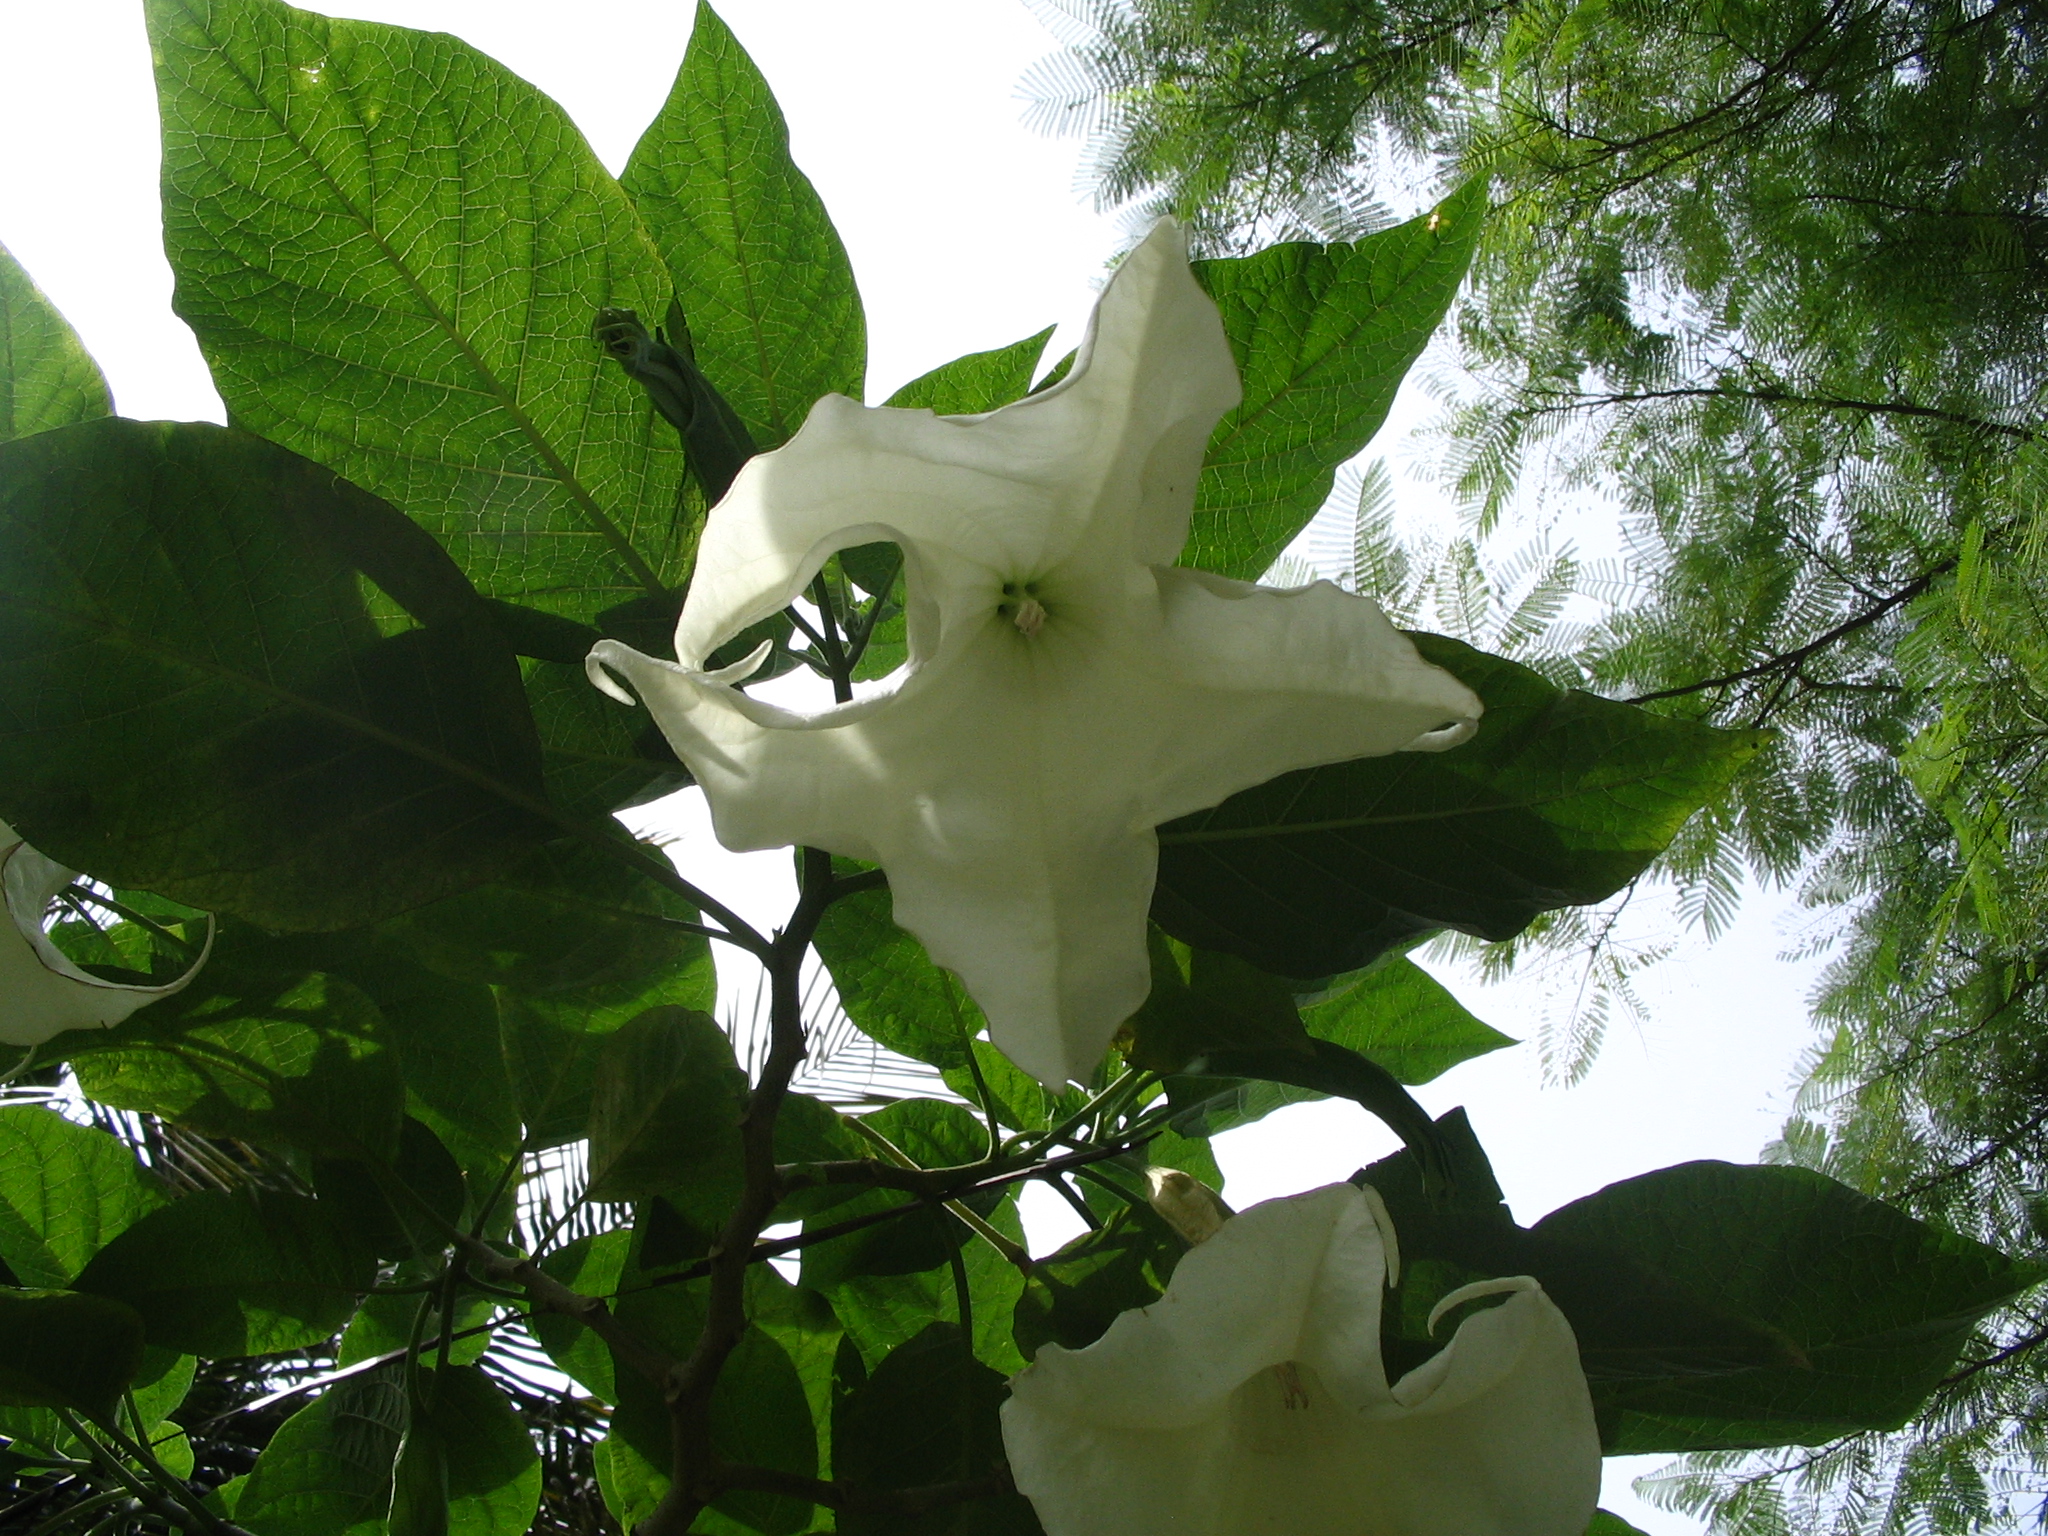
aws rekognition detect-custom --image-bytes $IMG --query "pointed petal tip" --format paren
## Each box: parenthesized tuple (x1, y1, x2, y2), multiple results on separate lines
(0, 823, 214, 1047)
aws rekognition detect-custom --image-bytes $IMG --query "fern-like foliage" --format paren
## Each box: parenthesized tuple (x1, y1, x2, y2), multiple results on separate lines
(1036, 0, 2048, 1521)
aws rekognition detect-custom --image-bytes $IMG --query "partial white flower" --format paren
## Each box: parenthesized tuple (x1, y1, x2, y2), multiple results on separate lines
(1, 823, 211, 1047)
(1001, 1182, 1600, 1536)
(588, 222, 1483, 1086)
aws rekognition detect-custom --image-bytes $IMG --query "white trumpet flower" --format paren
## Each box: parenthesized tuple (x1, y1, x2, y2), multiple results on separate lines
(1001, 1183, 1601, 1536)
(588, 222, 1483, 1086)
(1, 823, 211, 1048)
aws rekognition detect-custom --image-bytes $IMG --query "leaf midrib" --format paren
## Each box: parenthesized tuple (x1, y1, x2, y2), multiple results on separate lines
(1156, 764, 1716, 844)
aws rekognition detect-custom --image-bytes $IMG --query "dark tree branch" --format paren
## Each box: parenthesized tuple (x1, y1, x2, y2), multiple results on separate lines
(1623, 563, 1953, 707)
(1527, 384, 2035, 441)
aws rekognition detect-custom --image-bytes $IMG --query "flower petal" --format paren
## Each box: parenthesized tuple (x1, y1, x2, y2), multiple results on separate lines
(1143, 568, 1482, 824)
(670, 219, 1239, 668)
(1001, 1183, 1601, 1536)
(1, 824, 212, 1048)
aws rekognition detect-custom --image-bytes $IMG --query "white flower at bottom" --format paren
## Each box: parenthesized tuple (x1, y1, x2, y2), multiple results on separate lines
(1, 822, 211, 1048)
(1000, 1183, 1600, 1536)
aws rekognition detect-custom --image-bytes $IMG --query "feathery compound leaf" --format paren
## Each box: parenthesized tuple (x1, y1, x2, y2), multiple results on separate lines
(1185, 180, 1484, 578)
(1153, 633, 1764, 977)
(146, 0, 687, 621)
(0, 242, 110, 442)
(622, 2, 865, 447)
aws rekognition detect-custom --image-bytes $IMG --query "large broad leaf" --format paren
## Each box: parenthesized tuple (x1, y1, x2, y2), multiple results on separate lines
(1184, 180, 1484, 578)
(530, 1230, 631, 1401)
(1536, 1161, 2048, 1452)
(0, 1108, 167, 1288)
(835, 1322, 1041, 1536)
(1012, 1203, 1186, 1360)
(1122, 929, 1316, 1071)
(1298, 955, 1514, 1085)
(882, 328, 1055, 415)
(1153, 633, 1765, 977)
(0, 419, 548, 930)
(314, 1116, 470, 1265)
(608, 1274, 820, 1536)
(1141, 937, 1494, 1148)
(0, 241, 111, 441)
(800, 1100, 989, 1292)
(584, 1006, 747, 1220)
(70, 967, 405, 1160)
(392, 1367, 541, 1536)
(336, 948, 520, 1177)
(236, 1365, 409, 1536)
(621, 2, 864, 448)
(812, 886, 974, 1071)
(74, 1189, 371, 1357)
(147, 0, 687, 622)
(395, 836, 707, 1001)
(523, 656, 688, 817)
(1357, 1116, 2045, 1452)
(0, 1290, 146, 1419)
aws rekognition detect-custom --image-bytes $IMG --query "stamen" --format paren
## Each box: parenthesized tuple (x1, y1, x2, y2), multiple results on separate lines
(1013, 597, 1047, 637)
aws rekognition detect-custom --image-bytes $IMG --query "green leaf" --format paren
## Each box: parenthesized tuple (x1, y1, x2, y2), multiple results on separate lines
(941, 1040, 1057, 1133)
(0, 1107, 167, 1288)
(73, 1189, 371, 1357)
(71, 969, 405, 1160)
(1361, 1112, 1809, 1392)
(393, 837, 707, 1001)
(1535, 1160, 2048, 1452)
(0, 418, 548, 930)
(773, 1092, 870, 1221)
(521, 656, 687, 818)
(237, 1365, 408, 1536)
(1586, 1513, 1652, 1536)
(1012, 1203, 1185, 1360)
(826, 1195, 1028, 1377)
(1185, 181, 1484, 577)
(530, 1230, 631, 1400)
(622, 2, 864, 448)
(0, 1289, 146, 1418)
(148, 0, 688, 622)
(800, 1100, 990, 1291)
(338, 1283, 490, 1370)
(497, 995, 609, 1151)
(1174, 1039, 1445, 1178)
(357, 961, 520, 1177)
(1299, 956, 1515, 1084)
(812, 886, 975, 1071)
(609, 1272, 819, 1536)
(882, 328, 1056, 415)
(1153, 632, 1765, 977)
(1123, 929, 1313, 1072)
(0, 241, 111, 442)
(314, 1116, 471, 1263)
(584, 1007, 747, 1219)
(835, 1323, 1039, 1536)
(399, 1367, 541, 1536)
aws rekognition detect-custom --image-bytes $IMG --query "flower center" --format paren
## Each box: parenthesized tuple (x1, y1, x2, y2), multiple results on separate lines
(999, 580, 1048, 638)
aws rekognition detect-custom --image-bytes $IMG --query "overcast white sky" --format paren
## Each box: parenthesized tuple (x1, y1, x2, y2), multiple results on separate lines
(0, 1, 1841, 1526)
